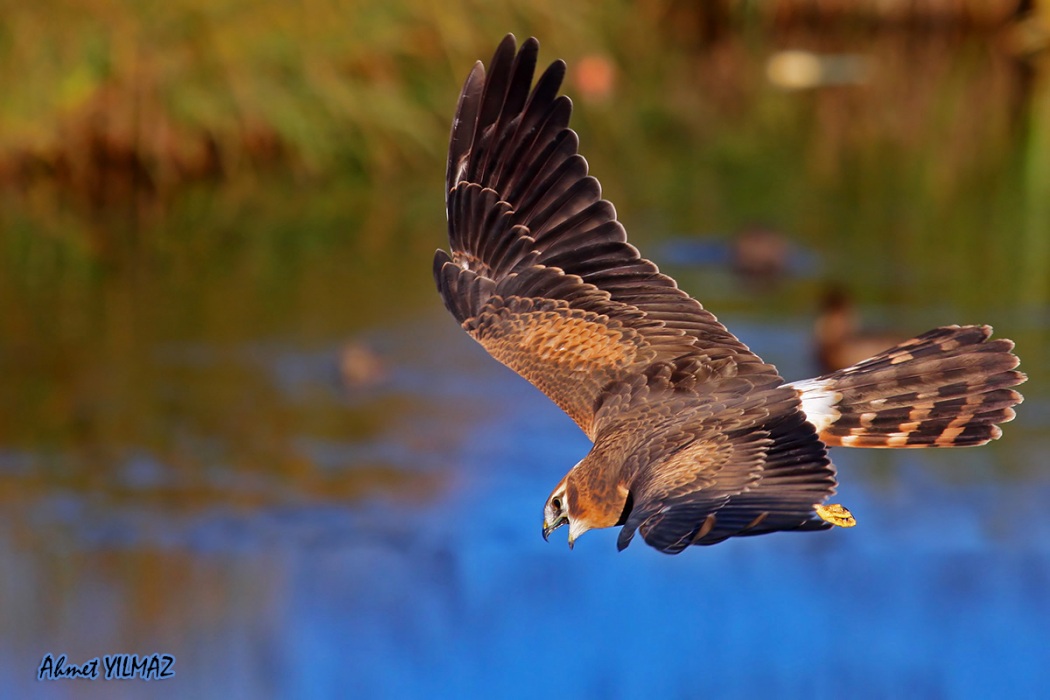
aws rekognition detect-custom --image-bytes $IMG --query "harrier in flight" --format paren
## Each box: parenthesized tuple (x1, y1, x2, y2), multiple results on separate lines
(434, 35, 1025, 554)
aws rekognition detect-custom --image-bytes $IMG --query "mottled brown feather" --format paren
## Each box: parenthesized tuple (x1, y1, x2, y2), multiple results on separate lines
(467, 295, 650, 437)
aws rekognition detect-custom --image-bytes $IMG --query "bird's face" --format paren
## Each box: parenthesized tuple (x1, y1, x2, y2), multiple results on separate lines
(542, 476, 592, 548)
(542, 481, 570, 543)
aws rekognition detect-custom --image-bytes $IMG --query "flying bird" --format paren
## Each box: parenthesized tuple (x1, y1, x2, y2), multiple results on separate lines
(433, 35, 1026, 554)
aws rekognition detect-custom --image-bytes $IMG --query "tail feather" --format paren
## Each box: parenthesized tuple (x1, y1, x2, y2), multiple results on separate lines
(791, 325, 1025, 449)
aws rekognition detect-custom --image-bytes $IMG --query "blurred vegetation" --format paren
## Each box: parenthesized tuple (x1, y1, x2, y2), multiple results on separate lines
(0, 0, 642, 191)
(0, 0, 1042, 234)
(0, 0, 1039, 191)
(0, 0, 670, 293)
(0, 0, 1048, 510)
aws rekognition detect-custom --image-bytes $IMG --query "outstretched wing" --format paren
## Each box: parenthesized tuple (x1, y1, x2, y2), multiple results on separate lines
(434, 34, 778, 440)
(598, 373, 837, 554)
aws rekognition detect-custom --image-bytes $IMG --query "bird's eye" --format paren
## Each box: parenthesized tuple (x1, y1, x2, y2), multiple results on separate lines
(551, 497, 562, 511)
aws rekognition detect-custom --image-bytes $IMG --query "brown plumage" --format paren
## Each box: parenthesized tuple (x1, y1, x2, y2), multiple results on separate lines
(434, 35, 1026, 554)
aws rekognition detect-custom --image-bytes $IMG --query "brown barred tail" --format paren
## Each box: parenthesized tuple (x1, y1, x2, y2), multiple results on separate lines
(792, 325, 1025, 448)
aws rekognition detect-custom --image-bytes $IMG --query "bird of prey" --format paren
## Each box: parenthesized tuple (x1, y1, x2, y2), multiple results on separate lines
(433, 35, 1026, 554)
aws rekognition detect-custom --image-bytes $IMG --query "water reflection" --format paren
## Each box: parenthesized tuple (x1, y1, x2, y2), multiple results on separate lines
(4, 320, 1048, 699)
(2, 26, 1049, 700)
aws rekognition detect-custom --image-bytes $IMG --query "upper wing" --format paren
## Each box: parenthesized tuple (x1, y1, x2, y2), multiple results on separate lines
(434, 34, 778, 440)
(614, 384, 838, 554)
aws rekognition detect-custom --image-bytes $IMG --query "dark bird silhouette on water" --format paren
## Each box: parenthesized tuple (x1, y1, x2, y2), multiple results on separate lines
(814, 285, 908, 375)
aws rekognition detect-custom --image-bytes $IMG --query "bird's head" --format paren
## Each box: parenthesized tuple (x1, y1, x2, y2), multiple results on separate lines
(542, 470, 627, 549)
(543, 475, 586, 548)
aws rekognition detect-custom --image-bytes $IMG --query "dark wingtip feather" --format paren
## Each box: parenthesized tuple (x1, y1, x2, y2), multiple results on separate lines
(447, 62, 487, 194)
(616, 527, 635, 551)
(434, 251, 495, 325)
(463, 36, 520, 183)
(433, 248, 452, 286)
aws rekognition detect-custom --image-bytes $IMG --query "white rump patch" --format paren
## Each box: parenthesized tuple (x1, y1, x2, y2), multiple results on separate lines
(786, 378, 842, 433)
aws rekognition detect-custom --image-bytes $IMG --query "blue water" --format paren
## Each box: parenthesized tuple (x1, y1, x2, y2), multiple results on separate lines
(3, 313, 1047, 700)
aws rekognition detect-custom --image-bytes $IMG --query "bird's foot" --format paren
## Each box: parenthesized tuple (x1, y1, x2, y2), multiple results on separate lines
(815, 503, 857, 528)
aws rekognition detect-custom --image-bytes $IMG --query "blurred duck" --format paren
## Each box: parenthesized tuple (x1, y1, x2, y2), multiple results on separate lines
(656, 224, 813, 291)
(815, 286, 905, 374)
(339, 341, 387, 388)
(730, 224, 791, 283)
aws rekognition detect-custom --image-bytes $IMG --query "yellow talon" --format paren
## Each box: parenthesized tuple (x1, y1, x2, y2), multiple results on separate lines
(816, 503, 857, 528)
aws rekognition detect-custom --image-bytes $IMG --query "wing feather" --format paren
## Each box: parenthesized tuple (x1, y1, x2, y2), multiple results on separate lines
(615, 387, 836, 554)
(436, 35, 779, 438)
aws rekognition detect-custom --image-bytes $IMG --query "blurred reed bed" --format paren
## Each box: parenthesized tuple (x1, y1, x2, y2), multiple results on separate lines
(762, 0, 1025, 28)
(1, 0, 1043, 200)
(0, 0, 628, 195)
(0, 0, 657, 285)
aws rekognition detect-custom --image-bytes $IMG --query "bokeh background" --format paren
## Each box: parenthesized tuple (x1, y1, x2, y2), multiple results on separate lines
(1, 1, 1048, 698)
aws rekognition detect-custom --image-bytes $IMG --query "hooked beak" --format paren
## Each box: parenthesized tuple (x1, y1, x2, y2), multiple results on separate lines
(542, 516, 568, 542)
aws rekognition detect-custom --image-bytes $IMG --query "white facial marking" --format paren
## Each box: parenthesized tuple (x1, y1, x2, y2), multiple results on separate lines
(568, 518, 590, 543)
